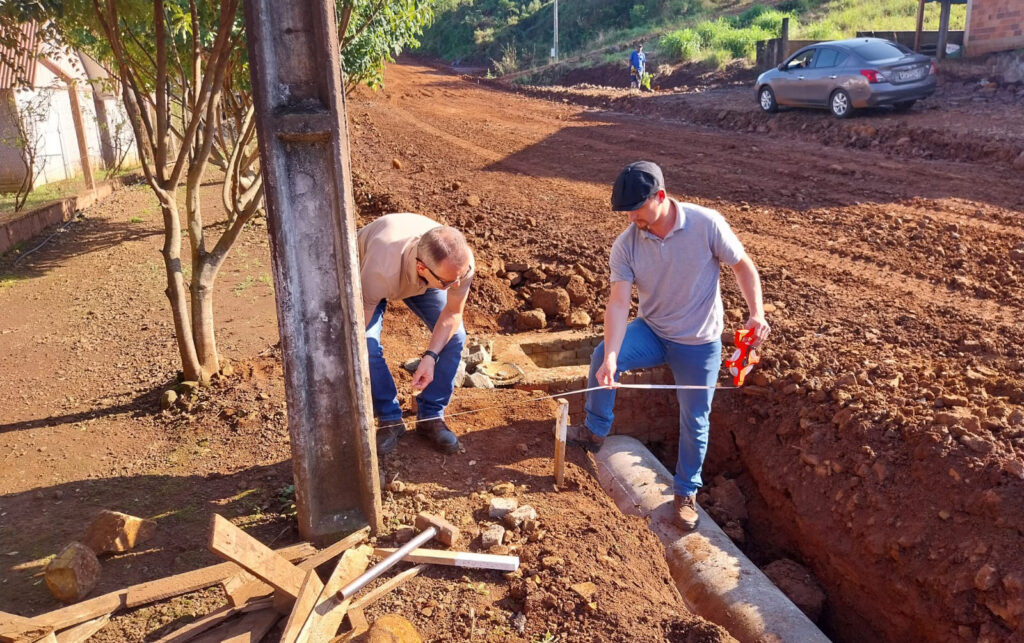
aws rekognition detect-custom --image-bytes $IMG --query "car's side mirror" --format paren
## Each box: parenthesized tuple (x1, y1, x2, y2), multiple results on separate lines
(778, 63, 786, 71)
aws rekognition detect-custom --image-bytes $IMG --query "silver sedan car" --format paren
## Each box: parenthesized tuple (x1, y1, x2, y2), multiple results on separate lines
(755, 38, 937, 118)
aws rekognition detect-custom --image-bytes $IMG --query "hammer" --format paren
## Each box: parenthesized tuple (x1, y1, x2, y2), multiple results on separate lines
(336, 512, 459, 601)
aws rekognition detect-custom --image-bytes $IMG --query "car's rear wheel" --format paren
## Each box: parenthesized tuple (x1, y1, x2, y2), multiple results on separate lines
(758, 86, 778, 113)
(830, 89, 852, 119)
(893, 100, 916, 112)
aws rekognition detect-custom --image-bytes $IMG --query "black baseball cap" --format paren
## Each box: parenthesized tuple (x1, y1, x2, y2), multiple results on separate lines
(611, 161, 664, 211)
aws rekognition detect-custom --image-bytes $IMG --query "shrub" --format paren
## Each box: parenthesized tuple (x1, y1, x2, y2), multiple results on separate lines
(660, 28, 702, 61)
(490, 42, 518, 75)
(704, 48, 733, 70)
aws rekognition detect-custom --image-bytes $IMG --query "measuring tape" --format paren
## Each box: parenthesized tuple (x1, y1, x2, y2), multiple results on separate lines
(378, 382, 735, 432)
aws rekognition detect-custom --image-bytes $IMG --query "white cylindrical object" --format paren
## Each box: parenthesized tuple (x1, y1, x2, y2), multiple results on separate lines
(595, 436, 829, 643)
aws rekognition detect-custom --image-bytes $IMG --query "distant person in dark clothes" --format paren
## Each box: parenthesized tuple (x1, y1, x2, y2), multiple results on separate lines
(629, 43, 646, 90)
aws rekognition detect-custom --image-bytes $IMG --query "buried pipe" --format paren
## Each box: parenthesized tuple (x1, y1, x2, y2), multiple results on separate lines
(594, 435, 829, 643)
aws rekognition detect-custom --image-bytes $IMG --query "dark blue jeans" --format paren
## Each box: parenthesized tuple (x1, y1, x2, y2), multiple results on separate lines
(584, 318, 722, 497)
(365, 291, 466, 423)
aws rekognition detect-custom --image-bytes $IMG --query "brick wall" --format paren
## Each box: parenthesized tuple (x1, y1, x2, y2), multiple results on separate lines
(966, 0, 1024, 57)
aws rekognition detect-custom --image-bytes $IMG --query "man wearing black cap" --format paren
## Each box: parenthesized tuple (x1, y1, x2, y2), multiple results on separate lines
(567, 160, 769, 531)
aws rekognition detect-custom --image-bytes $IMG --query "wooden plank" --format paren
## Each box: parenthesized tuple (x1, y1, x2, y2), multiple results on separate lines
(278, 570, 324, 643)
(53, 614, 108, 643)
(1, 610, 55, 643)
(349, 564, 424, 612)
(26, 542, 312, 633)
(190, 609, 281, 643)
(553, 398, 568, 487)
(372, 548, 519, 572)
(209, 514, 306, 599)
(150, 599, 271, 643)
(54, 615, 108, 643)
(304, 546, 371, 642)
(224, 527, 369, 608)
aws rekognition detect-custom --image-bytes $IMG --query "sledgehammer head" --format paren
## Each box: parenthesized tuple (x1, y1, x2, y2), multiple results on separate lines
(415, 512, 460, 546)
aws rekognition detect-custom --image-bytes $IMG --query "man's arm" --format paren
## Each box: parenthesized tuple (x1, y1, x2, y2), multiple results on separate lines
(595, 280, 633, 386)
(410, 283, 470, 391)
(730, 253, 770, 347)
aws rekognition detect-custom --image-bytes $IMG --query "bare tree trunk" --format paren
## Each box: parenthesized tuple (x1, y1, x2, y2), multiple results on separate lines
(158, 193, 202, 381)
(190, 262, 219, 380)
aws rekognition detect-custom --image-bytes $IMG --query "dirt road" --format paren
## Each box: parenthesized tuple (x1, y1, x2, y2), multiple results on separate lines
(348, 62, 1024, 641)
(1, 60, 1022, 641)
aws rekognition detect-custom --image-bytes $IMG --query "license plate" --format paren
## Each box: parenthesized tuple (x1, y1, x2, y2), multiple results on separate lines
(896, 68, 924, 82)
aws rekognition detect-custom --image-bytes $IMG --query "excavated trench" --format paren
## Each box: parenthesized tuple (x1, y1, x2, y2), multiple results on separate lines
(495, 330, 870, 641)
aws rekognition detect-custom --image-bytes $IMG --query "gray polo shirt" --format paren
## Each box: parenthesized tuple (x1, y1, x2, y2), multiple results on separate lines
(609, 199, 745, 345)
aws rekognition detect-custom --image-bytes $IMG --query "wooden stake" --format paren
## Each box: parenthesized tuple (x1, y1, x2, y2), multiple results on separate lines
(553, 398, 569, 487)
(372, 548, 519, 572)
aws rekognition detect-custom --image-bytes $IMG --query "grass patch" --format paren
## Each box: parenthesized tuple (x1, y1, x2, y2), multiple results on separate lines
(0, 274, 25, 289)
(129, 216, 145, 223)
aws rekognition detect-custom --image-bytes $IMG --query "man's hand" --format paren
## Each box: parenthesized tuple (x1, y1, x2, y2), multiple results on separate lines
(744, 315, 771, 348)
(411, 355, 436, 393)
(595, 355, 618, 387)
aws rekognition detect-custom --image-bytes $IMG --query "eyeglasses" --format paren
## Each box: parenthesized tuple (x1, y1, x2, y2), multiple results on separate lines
(417, 258, 470, 289)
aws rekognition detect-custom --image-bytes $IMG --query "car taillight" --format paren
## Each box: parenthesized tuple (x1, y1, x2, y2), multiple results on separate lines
(859, 69, 888, 83)
(929, 61, 937, 75)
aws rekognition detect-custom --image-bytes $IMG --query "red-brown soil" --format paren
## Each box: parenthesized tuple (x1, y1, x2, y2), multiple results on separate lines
(2, 58, 1023, 642)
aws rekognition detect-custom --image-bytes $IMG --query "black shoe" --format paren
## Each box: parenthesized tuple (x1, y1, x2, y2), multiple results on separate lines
(376, 420, 406, 455)
(419, 418, 461, 455)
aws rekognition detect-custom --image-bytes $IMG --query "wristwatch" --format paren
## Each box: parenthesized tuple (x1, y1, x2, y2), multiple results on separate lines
(422, 350, 440, 363)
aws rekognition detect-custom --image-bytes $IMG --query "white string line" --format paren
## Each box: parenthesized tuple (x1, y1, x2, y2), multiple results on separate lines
(377, 382, 737, 431)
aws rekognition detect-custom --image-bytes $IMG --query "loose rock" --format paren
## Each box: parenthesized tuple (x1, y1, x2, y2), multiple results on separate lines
(367, 614, 423, 643)
(481, 524, 505, 549)
(504, 505, 538, 529)
(489, 497, 518, 519)
(84, 510, 157, 555)
(762, 559, 826, 623)
(567, 310, 591, 328)
(45, 542, 101, 604)
(516, 309, 546, 330)
(531, 287, 571, 317)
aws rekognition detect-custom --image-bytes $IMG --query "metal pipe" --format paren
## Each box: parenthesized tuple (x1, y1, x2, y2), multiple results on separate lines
(337, 526, 437, 600)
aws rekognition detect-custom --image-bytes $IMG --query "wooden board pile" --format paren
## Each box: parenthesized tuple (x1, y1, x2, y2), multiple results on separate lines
(0, 513, 520, 643)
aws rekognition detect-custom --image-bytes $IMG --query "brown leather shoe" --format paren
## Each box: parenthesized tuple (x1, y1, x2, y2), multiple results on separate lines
(673, 494, 700, 531)
(418, 418, 461, 455)
(565, 424, 605, 453)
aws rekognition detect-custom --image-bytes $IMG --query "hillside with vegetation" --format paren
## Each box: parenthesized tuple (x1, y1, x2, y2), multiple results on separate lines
(416, 0, 967, 76)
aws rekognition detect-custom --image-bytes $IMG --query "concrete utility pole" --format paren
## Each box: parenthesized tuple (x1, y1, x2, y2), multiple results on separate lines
(553, 0, 559, 62)
(243, 0, 382, 542)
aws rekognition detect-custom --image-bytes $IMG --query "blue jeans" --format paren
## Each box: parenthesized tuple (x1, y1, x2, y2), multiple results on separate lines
(584, 318, 721, 497)
(365, 291, 466, 423)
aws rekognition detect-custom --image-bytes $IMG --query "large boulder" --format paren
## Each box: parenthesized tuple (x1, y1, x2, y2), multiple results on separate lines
(530, 288, 571, 317)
